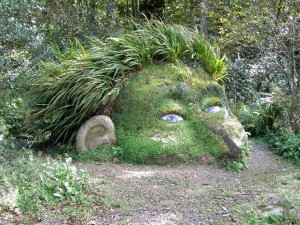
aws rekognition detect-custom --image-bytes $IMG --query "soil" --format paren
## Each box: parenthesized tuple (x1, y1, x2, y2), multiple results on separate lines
(80, 139, 300, 225)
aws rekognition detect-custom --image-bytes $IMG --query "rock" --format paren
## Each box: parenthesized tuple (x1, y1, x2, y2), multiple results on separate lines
(261, 205, 284, 217)
(76, 115, 116, 152)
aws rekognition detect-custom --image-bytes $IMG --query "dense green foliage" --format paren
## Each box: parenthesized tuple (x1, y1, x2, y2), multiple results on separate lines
(0, 120, 94, 222)
(1, 156, 88, 210)
(0, 118, 11, 160)
(243, 209, 300, 225)
(0, 153, 95, 223)
(233, 94, 283, 136)
(266, 131, 300, 163)
(220, 0, 300, 135)
(30, 20, 226, 143)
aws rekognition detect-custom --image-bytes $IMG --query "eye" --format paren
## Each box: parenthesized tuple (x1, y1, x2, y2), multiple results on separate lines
(162, 114, 183, 123)
(206, 106, 221, 113)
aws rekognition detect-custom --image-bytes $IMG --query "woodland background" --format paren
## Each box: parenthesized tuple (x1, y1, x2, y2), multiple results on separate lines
(1, 0, 299, 137)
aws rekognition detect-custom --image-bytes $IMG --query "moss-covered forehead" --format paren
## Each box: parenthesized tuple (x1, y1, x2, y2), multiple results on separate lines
(114, 62, 226, 114)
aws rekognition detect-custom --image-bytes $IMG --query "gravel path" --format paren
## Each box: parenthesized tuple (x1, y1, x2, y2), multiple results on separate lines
(81, 140, 300, 225)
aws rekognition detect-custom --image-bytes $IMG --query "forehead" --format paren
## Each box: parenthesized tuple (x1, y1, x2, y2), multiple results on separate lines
(124, 62, 226, 103)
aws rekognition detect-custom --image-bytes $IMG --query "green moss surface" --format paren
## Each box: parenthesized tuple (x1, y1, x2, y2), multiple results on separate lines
(112, 62, 244, 164)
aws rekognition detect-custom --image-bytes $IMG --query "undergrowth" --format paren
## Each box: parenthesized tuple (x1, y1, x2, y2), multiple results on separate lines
(0, 120, 103, 223)
(266, 131, 300, 165)
(226, 140, 251, 172)
(243, 209, 299, 225)
(0, 151, 95, 223)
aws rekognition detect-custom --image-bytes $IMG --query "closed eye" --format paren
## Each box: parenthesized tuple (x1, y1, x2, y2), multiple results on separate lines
(206, 106, 221, 113)
(162, 114, 183, 122)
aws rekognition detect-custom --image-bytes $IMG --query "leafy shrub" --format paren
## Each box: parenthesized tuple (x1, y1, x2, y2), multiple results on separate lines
(243, 210, 299, 225)
(227, 54, 299, 135)
(0, 117, 9, 147)
(42, 158, 89, 201)
(270, 88, 300, 134)
(225, 53, 293, 105)
(0, 150, 90, 219)
(0, 122, 100, 223)
(0, 94, 31, 139)
(0, 33, 37, 140)
(232, 91, 284, 136)
(226, 141, 251, 172)
(266, 131, 300, 163)
(263, 213, 294, 225)
(0, 117, 17, 163)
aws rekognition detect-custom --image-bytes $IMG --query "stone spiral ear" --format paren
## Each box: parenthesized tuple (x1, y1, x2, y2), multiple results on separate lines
(76, 115, 116, 152)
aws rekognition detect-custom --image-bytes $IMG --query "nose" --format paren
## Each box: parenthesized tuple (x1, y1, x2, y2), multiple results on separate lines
(199, 114, 242, 160)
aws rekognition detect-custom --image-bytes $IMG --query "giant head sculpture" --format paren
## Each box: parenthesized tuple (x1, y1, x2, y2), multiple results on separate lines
(32, 20, 247, 164)
(76, 62, 247, 163)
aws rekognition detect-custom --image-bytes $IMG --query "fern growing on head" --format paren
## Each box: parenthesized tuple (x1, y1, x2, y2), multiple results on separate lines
(30, 19, 227, 143)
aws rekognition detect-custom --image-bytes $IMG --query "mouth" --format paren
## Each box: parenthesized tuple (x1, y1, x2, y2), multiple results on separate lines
(151, 133, 178, 144)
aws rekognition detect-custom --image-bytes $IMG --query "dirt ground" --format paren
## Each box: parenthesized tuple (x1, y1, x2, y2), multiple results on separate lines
(80, 140, 300, 225)
(1, 140, 299, 225)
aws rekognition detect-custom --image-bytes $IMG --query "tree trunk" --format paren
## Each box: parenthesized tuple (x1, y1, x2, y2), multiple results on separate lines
(127, 0, 129, 17)
(131, 0, 139, 18)
(276, 0, 283, 23)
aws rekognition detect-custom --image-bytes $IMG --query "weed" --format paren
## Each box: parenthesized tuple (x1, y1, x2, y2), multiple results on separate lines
(0, 147, 93, 222)
(242, 210, 260, 225)
(226, 141, 251, 172)
(77, 144, 123, 162)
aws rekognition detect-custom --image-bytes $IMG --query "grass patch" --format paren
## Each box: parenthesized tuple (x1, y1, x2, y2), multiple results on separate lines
(0, 146, 106, 224)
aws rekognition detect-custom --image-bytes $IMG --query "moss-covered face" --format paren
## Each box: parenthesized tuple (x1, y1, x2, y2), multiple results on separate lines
(112, 62, 246, 164)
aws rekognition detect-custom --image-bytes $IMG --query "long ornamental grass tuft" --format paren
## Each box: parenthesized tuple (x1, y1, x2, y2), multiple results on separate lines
(30, 20, 227, 143)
